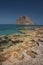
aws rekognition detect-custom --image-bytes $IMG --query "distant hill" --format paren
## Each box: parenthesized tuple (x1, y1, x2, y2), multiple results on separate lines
(16, 16, 34, 25)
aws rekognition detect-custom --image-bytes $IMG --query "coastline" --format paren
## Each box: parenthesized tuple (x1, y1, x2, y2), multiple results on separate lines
(0, 26, 43, 65)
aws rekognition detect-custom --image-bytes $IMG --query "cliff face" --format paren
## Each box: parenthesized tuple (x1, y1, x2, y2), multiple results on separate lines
(16, 16, 34, 25)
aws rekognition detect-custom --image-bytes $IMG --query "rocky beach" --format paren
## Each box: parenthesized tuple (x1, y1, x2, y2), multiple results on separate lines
(0, 26, 43, 65)
(0, 16, 43, 65)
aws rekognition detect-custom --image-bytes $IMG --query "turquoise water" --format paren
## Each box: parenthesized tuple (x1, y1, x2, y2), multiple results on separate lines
(0, 24, 43, 35)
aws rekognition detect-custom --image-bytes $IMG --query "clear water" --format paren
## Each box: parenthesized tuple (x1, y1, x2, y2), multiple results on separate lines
(0, 24, 43, 35)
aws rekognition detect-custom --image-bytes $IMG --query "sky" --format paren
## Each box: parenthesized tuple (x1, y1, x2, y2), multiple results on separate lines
(0, 0, 43, 25)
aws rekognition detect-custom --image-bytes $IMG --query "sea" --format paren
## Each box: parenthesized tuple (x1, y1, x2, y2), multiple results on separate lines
(0, 24, 43, 35)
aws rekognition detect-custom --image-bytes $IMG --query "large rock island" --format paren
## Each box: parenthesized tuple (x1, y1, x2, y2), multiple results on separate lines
(16, 16, 34, 25)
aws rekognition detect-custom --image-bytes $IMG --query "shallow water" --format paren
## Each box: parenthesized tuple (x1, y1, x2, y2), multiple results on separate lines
(0, 24, 43, 35)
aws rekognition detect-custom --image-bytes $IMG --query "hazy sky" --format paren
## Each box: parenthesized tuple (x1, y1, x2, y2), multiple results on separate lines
(0, 0, 43, 24)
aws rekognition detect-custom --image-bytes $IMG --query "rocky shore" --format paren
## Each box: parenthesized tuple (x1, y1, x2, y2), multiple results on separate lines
(0, 27, 43, 65)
